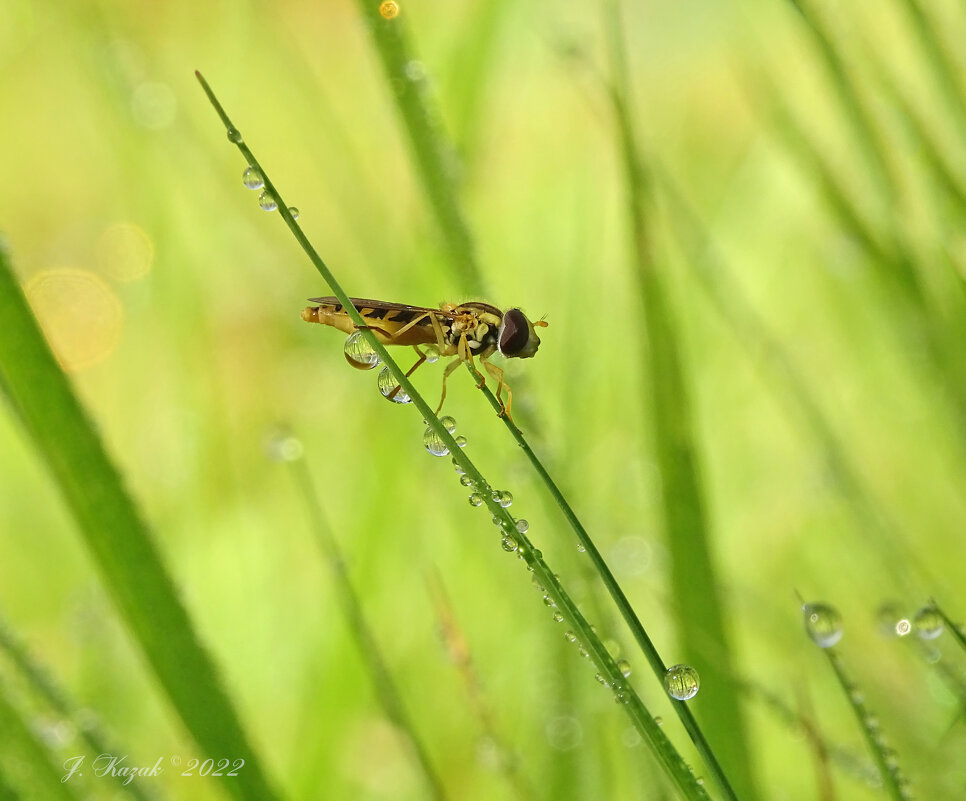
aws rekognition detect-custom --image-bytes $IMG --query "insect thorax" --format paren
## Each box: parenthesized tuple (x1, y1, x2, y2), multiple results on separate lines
(447, 306, 502, 356)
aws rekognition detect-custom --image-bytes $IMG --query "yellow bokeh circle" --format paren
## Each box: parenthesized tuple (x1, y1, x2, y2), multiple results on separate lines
(25, 268, 123, 371)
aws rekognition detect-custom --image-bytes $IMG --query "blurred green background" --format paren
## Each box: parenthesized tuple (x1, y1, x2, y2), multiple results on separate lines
(2, 0, 966, 799)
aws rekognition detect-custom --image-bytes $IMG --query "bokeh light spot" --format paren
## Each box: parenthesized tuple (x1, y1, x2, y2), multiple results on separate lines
(95, 222, 153, 282)
(25, 268, 123, 371)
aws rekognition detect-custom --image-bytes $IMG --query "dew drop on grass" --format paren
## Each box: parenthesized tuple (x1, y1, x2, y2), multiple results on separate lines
(564, 631, 577, 643)
(895, 618, 912, 636)
(577, 543, 586, 553)
(242, 166, 263, 190)
(287, 206, 299, 220)
(377, 367, 411, 403)
(439, 415, 457, 433)
(452, 457, 465, 475)
(664, 664, 700, 701)
(803, 602, 843, 648)
(654, 716, 663, 726)
(266, 433, 303, 462)
(595, 673, 610, 688)
(913, 605, 944, 640)
(258, 190, 278, 211)
(467, 493, 483, 507)
(459, 475, 474, 487)
(226, 127, 243, 143)
(454, 435, 468, 448)
(501, 534, 518, 552)
(514, 519, 529, 534)
(423, 427, 449, 457)
(552, 612, 563, 623)
(498, 491, 513, 508)
(343, 331, 381, 369)
(617, 659, 631, 678)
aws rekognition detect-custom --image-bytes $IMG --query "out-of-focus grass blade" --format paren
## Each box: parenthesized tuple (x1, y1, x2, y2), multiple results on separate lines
(603, 5, 757, 800)
(0, 245, 280, 801)
(0, 685, 80, 801)
(0, 611, 155, 801)
(354, 1, 484, 294)
(895, 0, 966, 143)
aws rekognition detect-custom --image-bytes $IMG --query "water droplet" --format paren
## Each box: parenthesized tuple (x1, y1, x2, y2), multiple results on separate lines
(287, 206, 299, 220)
(552, 612, 564, 623)
(423, 427, 450, 457)
(654, 716, 663, 726)
(895, 618, 912, 636)
(468, 493, 483, 507)
(876, 602, 903, 637)
(914, 605, 944, 640)
(266, 433, 303, 462)
(379, 0, 399, 19)
(515, 519, 529, 534)
(459, 475, 474, 487)
(578, 646, 590, 660)
(576, 543, 586, 553)
(452, 458, 465, 474)
(242, 166, 263, 190)
(404, 60, 426, 82)
(564, 631, 577, 643)
(377, 367, 411, 403)
(617, 659, 631, 677)
(258, 190, 278, 211)
(543, 595, 556, 608)
(595, 673, 611, 688)
(343, 331, 381, 369)
(424, 344, 440, 363)
(501, 534, 518, 552)
(664, 664, 700, 701)
(498, 491, 513, 508)
(803, 603, 843, 648)
(439, 415, 457, 433)
(455, 435, 468, 448)
(545, 716, 582, 751)
(226, 127, 243, 143)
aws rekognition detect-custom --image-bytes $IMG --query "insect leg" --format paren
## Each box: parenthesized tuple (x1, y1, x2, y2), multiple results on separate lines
(387, 346, 428, 402)
(457, 335, 486, 388)
(436, 357, 464, 415)
(482, 358, 513, 420)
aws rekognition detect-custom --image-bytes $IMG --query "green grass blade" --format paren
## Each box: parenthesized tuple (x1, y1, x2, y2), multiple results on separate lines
(196, 72, 711, 801)
(466, 361, 739, 798)
(0, 245, 279, 801)
(0, 612, 154, 801)
(654, 170, 933, 591)
(604, 5, 756, 799)
(284, 451, 449, 801)
(353, 1, 484, 294)
(895, 0, 966, 143)
(0, 686, 80, 801)
(822, 648, 909, 801)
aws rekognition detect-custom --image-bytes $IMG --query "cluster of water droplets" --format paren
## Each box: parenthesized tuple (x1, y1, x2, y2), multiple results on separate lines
(241, 166, 298, 219)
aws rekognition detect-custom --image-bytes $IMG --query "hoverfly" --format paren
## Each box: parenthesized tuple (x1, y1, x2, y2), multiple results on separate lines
(301, 297, 547, 418)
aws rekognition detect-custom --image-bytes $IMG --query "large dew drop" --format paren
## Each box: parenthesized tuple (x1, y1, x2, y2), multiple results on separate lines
(343, 331, 381, 370)
(377, 367, 411, 404)
(242, 166, 263, 190)
(664, 664, 700, 701)
(913, 605, 944, 640)
(802, 602, 843, 648)
(423, 427, 449, 457)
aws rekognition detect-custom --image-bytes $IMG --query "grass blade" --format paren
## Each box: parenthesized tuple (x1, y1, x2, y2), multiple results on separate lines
(282, 447, 449, 801)
(0, 244, 279, 801)
(0, 686, 80, 801)
(354, 1, 484, 294)
(603, 4, 756, 799)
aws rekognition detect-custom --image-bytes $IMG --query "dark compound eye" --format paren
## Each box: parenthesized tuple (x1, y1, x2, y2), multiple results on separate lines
(499, 308, 529, 357)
